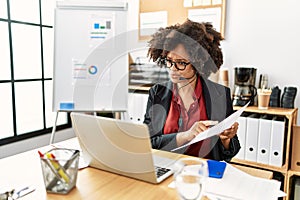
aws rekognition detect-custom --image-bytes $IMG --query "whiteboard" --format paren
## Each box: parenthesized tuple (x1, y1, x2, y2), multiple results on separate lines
(52, 1, 128, 112)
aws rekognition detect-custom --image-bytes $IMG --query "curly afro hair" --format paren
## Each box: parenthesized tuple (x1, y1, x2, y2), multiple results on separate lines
(147, 19, 224, 78)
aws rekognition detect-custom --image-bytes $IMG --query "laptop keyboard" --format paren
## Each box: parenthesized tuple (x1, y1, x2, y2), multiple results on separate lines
(155, 166, 171, 178)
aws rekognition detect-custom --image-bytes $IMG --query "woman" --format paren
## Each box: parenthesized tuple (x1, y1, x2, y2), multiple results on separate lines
(143, 20, 240, 161)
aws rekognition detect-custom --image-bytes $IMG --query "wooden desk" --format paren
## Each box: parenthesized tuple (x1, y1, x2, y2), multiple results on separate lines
(0, 138, 272, 200)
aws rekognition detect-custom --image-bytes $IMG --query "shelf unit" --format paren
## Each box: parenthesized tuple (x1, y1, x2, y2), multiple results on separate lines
(231, 106, 298, 199)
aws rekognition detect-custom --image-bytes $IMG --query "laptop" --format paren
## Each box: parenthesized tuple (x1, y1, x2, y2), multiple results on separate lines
(70, 112, 176, 184)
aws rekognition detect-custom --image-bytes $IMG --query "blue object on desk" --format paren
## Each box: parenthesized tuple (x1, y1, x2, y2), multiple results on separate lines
(207, 160, 227, 179)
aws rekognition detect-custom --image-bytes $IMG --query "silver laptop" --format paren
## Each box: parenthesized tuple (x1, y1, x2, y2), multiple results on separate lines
(70, 112, 176, 184)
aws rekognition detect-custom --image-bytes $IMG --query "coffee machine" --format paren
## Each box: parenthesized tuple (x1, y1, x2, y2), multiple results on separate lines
(232, 67, 257, 106)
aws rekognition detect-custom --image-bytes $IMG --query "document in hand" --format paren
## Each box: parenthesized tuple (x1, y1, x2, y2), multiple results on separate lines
(171, 102, 250, 152)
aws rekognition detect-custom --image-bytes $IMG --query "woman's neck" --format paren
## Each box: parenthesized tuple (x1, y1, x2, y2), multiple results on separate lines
(177, 75, 197, 93)
(177, 76, 198, 111)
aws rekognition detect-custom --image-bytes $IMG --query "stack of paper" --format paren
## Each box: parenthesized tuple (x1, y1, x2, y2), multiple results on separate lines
(204, 164, 285, 200)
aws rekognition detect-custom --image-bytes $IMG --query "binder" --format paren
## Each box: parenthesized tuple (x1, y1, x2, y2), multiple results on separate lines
(269, 116, 285, 167)
(127, 93, 142, 123)
(135, 93, 148, 123)
(291, 126, 300, 171)
(127, 93, 148, 123)
(245, 114, 260, 162)
(257, 115, 272, 164)
(127, 93, 137, 122)
(234, 115, 247, 160)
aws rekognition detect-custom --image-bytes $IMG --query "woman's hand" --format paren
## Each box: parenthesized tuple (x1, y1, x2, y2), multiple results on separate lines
(176, 121, 217, 146)
(186, 121, 210, 140)
(219, 122, 239, 149)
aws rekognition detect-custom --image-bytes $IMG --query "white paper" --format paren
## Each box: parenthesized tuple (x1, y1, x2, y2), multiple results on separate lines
(140, 11, 167, 36)
(169, 162, 285, 200)
(201, 0, 212, 6)
(212, 0, 222, 5)
(204, 164, 285, 200)
(172, 102, 250, 152)
(193, 0, 202, 6)
(183, 0, 193, 7)
(188, 8, 222, 32)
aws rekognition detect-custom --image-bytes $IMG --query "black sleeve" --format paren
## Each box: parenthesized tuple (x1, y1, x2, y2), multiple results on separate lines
(143, 85, 178, 151)
(218, 136, 241, 162)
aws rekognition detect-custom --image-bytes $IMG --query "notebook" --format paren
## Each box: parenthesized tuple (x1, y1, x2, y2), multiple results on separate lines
(70, 112, 176, 184)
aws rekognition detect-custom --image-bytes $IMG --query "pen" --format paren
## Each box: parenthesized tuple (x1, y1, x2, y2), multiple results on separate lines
(38, 150, 70, 183)
(38, 150, 44, 158)
(45, 152, 70, 183)
(11, 186, 35, 199)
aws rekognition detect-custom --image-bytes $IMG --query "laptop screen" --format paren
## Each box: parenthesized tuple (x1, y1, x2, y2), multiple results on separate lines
(71, 112, 156, 173)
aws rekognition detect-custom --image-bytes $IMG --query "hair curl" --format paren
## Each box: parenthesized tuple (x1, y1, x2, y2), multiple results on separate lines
(147, 19, 224, 78)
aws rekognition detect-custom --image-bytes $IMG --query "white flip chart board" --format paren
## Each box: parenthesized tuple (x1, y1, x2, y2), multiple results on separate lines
(52, 1, 128, 112)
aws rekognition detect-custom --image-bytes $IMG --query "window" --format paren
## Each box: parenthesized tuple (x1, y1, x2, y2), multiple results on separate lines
(0, 0, 70, 144)
(0, 0, 8, 19)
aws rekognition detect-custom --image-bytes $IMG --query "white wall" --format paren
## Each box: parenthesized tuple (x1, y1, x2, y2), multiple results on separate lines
(221, 0, 299, 124)
(127, 0, 300, 124)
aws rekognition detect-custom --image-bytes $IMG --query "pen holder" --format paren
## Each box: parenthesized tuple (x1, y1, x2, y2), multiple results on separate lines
(40, 148, 79, 194)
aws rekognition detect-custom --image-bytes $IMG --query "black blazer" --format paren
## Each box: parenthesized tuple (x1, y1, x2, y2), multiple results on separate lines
(143, 77, 240, 161)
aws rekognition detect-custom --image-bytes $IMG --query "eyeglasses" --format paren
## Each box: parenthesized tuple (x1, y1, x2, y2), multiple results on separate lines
(165, 59, 190, 71)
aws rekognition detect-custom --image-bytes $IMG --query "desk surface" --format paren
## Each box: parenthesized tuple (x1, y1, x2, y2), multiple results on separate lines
(0, 138, 272, 200)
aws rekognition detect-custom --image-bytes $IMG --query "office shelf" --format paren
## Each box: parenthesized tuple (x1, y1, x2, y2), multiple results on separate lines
(128, 85, 151, 92)
(231, 158, 288, 173)
(231, 106, 298, 200)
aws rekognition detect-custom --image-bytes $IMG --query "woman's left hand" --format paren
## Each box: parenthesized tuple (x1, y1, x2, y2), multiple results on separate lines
(219, 122, 239, 149)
